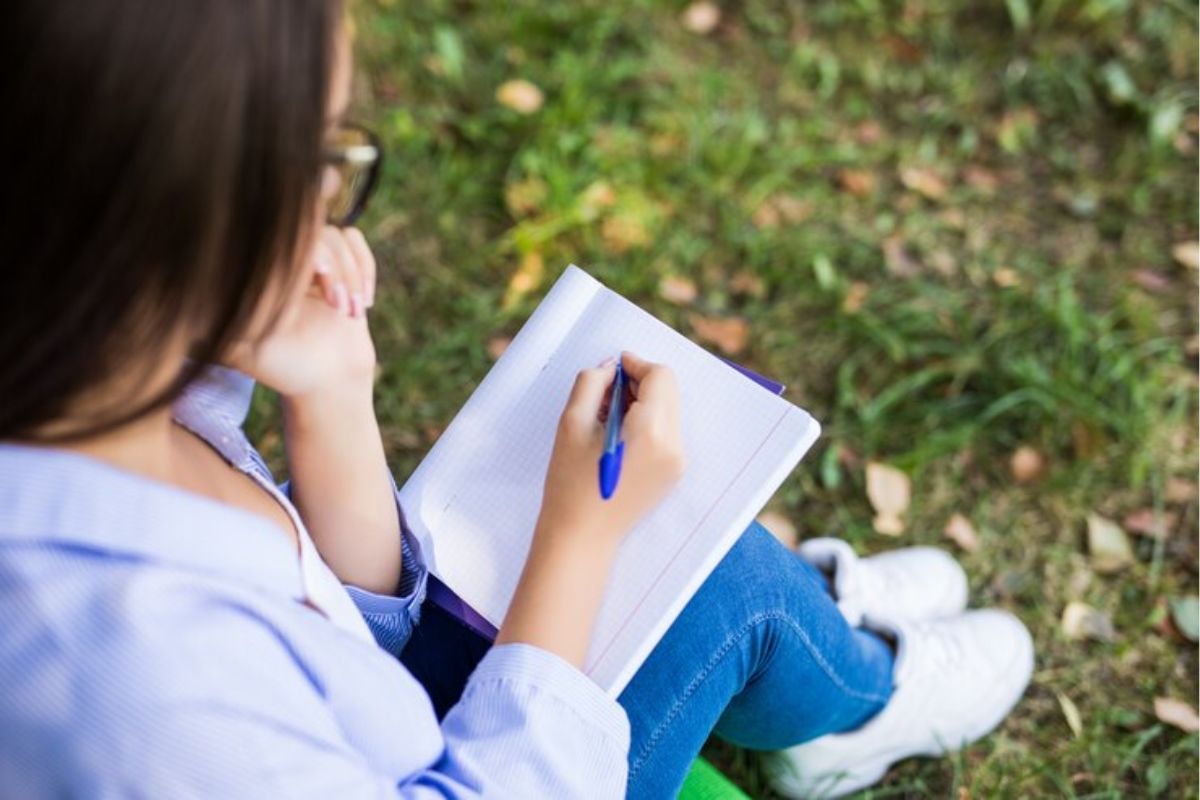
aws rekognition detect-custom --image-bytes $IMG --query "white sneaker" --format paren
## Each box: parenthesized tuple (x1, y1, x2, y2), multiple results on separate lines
(797, 537, 969, 627)
(766, 610, 1035, 799)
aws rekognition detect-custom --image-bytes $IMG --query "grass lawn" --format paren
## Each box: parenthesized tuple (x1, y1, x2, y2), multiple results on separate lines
(252, 1, 1199, 795)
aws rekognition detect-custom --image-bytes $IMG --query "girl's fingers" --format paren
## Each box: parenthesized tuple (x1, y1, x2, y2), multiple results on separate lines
(312, 240, 341, 309)
(321, 226, 366, 317)
(343, 227, 377, 308)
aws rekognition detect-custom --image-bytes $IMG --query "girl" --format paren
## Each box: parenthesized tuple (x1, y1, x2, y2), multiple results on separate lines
(0, 2, 1033, 797)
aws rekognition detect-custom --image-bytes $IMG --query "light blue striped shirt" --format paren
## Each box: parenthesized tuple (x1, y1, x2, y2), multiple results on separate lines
(0, 365, 629, 798)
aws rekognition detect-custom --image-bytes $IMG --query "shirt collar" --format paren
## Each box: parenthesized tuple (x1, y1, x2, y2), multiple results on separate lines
(171, 363, 258, 470)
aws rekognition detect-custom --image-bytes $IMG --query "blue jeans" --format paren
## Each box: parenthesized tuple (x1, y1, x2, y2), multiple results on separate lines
(400, 522, 895, 798)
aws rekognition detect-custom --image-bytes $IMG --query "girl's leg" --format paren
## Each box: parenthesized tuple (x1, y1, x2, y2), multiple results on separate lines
(618, 521, 894, 800)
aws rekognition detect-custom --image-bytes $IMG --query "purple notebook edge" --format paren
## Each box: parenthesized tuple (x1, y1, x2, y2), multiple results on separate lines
(426, 356, 783, 639)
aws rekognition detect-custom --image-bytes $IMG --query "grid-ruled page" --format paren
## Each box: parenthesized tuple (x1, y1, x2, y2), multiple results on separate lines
(398, 265, 819, 695)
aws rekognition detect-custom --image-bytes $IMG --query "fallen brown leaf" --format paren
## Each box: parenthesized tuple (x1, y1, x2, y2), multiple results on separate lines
(496, 79, 544, 114)
(1129, 269, 1173, 294)
(866, 462, 910, 536)
(1154, 697, 1200, 733)
(1122, 508, 1176, 540)
(1056, 691, 1084, 739)
(1087, 513, 1135, 574)
(963, 165, 1000, 192)
(838, 168, 875, 197)
(1061, 601, 1116, 642)
(756, 510, 798, 549)
(688, 313, 749, 355)
(681, 1, 721, 34)
(751, 201, 781, 229)
(943, 513, 981, 553)
(855, 120, 884, 145)
(992, 267, 1020, 287)
(774, 195, 813, 224)
(729, 269, 765, 298)
(485, 335, 512, 360)
(504, 176, 548, 217)
(1010, 446, 1045, 484)
(1166, 478, 1197, 504)
(501, 251, 545, 309)
(658, 274, 698, 305)
(899, 166, 948, 200)
(1172, 241, 1199, 271)
(601, 212, 649, 253)
(842, 281, 870, 314)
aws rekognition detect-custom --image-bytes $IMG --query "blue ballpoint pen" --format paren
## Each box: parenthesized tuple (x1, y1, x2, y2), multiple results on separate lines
(598, 358, 626, 500)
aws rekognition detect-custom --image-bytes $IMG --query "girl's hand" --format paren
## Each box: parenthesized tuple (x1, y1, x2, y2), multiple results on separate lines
(534, 350, 687, 552)
(226, 226, 378, 400)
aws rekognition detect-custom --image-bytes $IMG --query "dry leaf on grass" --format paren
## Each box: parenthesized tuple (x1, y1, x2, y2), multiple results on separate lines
(688, 313, 749, 355)
(681, 1, 720, 34)
(866, 462, 910, 536)
(1087, 513, 1134, 574)
(496, 79, 544, 114)
(751, 201, 781, 229)
(730, 269, 765, 298)
(992, 267, 1020, 287)
(963, 165, 1000, 192)
(1122, 508, 1176, 540)
(1129, 269, 1173, 294)
(1171, 241, 1199, 271)
(855, 120, 884, 145)
(601, 212, 650, 253)
(842, 281, 870, 314)
(899, 166, 948, 200)
(943, 513, 981, 553)
(504, 176, 548, 216)
(1169, 596, 1199, 643)
(1061, 601, 1116, 642)
(501, 251, 545, 310)
(1010, 446, 1045, 484)
(1154, 697, 1200, 733)
(658, 274, 698, 305)
(756, 510, 798, 549)
(1165, 478, 1197, 503)
(485, 335, 512, 360)
(837, 168, 875, 197)
(1056, 691, 1084, 739)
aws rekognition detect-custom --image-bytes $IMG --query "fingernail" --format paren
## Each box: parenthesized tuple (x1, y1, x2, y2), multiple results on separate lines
(597, 355, 617, 368)
(351, 292, 365, 318)
(333, 283, 348, 314)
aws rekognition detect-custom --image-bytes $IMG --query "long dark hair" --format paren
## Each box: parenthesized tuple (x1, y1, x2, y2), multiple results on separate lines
(0, 0, 341, 441)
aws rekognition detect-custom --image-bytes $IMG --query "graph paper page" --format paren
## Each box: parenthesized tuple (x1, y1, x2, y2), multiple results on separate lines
(398, 265, 819, 695)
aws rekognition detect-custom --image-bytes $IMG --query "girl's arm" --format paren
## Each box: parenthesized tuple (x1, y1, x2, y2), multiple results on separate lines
(282, 384, 403, 595)
(228, 226, 405, 595)
(496, 351, 685, 667)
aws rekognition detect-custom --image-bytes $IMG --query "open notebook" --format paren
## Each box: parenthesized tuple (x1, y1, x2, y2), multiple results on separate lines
(398, 264, 820, 696)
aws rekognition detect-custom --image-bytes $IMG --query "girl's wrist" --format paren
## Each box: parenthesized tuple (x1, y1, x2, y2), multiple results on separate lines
(531, 515, 620, 563)
(280, 382, 377, 442)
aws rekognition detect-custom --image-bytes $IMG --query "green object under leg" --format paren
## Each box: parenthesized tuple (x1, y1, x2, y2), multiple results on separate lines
(677, 757, 751, 800)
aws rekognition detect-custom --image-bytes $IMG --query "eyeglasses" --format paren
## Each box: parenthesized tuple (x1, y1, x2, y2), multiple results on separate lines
(322, 122, 382, 227)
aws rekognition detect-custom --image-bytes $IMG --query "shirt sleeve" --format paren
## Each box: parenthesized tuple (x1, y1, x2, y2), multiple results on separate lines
(39, 575, 629, 799)
(433, 643, 630, 798)
(278, 469, 430, 657)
